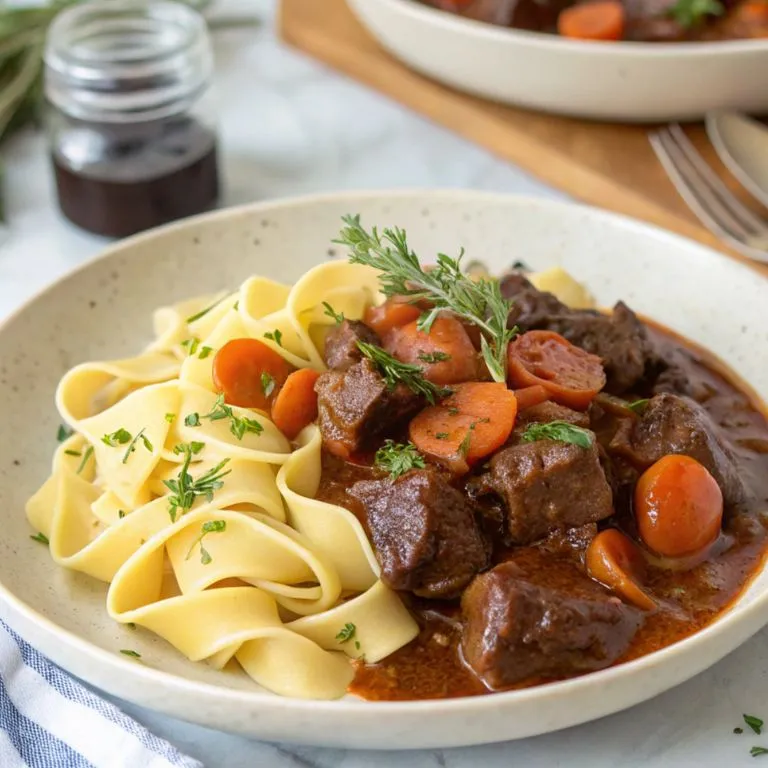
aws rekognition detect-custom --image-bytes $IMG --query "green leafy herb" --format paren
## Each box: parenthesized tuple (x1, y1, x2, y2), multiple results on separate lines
(233, 300, 239, 311)
(198, 346, 213, 360)
(521, 420, 594, 449)
(736, 728, 745, 735)
(101, 428, 132, 447)
(448, 406, 459, 416)
(181, 336, 201, 355)
(418, 351, 451, 363)
(185, 520, 227, 565)
(668, 0, 724, 27)
(746, 716, 764, 735)
(435, 432, 449, 440)
(164, 443, 230, 522)
(264, 329, 283, 347)
(751, 747, 768, 757)
(374, 439, 426, 480)
(63, 449, 81, 457)
(337, 215, 516, 382)
(357, 341, 450, 405)
(201, 394, 263, 440)
(165, 413, 176, 424)
(120, 649, 141, 659)
(186, 296, 226, 324)
(118, 510, 126, 519)
(122, 428, 152, 464)
(185, 413, 201, 427)
(335, 622, 357, 644)
(628, 398, 650, 414)
(76, 446, 94, 475)
(261, 371, 276, 398)
(322, 302, 345, 324)
(57, 425, 73, 442)
(458, 424, 475, 458)
(30, 532, 49, 545)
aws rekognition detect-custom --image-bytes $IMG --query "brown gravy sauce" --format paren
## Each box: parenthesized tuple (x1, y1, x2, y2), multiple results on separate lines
(317, 322, 768, 701)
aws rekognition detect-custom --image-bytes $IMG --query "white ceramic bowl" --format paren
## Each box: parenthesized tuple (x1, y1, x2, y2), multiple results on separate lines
(0, 191, 767, 749)
(346, 0, 768, 122)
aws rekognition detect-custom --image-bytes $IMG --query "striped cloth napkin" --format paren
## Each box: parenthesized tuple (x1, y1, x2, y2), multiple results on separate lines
(0, 620, 202, 768)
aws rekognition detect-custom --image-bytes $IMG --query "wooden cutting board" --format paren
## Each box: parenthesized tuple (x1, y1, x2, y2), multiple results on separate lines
(279, 0, 768, 275)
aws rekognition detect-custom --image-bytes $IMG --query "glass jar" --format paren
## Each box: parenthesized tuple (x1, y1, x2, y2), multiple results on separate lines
(44, 0, 220, 238)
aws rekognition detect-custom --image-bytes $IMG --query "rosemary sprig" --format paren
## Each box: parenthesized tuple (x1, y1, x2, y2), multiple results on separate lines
(357, 341, 451, 405)
(336, 215, 516, 382)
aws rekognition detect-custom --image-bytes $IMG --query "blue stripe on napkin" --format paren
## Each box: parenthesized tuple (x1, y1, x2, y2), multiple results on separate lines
(0, 620, 202, 768)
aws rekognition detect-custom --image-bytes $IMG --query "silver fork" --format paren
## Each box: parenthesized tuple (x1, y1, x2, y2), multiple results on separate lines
(649, 124, 768, 263)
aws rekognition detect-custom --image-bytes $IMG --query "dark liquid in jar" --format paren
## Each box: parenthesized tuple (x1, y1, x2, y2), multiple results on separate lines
(52, 116, 219, 238)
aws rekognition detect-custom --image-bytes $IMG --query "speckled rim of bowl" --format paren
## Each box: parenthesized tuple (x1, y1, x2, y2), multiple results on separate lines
(368, 0, 768, 54)
(0, 189, 767, 723)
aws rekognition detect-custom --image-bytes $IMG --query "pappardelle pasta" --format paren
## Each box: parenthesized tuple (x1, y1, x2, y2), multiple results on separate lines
(26, 260, 421, 700)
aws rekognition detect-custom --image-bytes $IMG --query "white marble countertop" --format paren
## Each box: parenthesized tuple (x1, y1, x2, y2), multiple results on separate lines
(2, 1, 768, 766)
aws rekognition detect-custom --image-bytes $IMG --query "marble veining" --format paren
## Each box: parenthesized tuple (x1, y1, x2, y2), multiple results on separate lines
(1, 1, 766, 766)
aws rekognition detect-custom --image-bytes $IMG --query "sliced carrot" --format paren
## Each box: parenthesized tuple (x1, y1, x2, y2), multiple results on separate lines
(635, 454, 723, 557)
(507, 330, 606, 410)
(212, 338, 294, 410)
(384, 314, 480, 385)
(409, 382, 517, 470)
(271, 368, 321, 440)
(364, 298, 421, 337)
(512, 384, 551, 411)
(586, 529, 656, 611)
(557, 1, 625, 40)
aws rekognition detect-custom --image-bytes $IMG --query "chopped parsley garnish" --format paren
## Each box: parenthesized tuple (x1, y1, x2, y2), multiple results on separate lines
(181, 337, 200, 355)
(751, 747, 768, 757)
(337, 215, 517, 382)
(459, 423, 476, 458)
(56, 425, 73, 442)
(264, 329, 283, 347)
(121, 428, 152, 464)
(322, 302, 345, 324)
(198, 346, 214, 360)
(30, 532, 49, 545)
(118, 510, 126, 519)
(627, 398, 650, 414)
(76, 446, 94, 474)
(521, 420, 594, 449)
(356, 341, 451, 405)
(186, 296, 225, 324)
(101, 428, 132, 447)
(120, 649, 141, 658)
(201, 394, 263, 441)
(185, 413, 201, 427)
(233, 300, 239, 311)
(165, 413, 176, 424)
(418, 351, 451, 363)
(668, 0, 723, 27)
(435, 432, 449, 440)
(261, 371, 276, 398)
(164, 443, 230, 522)
(63, 449, 82, 457)
(448, 406, 459, 416)
(374, 440, 426, 480)
(746, 715, 764, 735)
(336, 622, 357, 644)
(736, 728, 745, 735)
(185, 520, 227, 565)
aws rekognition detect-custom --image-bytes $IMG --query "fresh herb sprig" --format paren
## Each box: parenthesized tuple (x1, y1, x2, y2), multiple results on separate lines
(186, 394, 263, 441)
(627, 398, 650, 414)
(521, 420, 594, 449)
(164, 443, 231, 522)
(185, 520, 226, 565)
(335, 622, 360, 650)
(668, 0, 724, 27)
(374, 440, 426, 480)
(336, 215, 516, 382)
(746, 715, 764, 735)
(322, 302, 345, 324)
(357, 341, 451, 405)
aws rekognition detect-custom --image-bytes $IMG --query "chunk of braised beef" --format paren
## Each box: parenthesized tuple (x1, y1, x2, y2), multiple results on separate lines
(540, 522, 598, 561)
(349, 470, 488, 599)
(471, 436, 614, 544)
(315, 358, 423, 457)
(514, 401, 591, 434)
(608, 392, 746, 507)
(461, 560, 642, 688)
(500, 273, 569, 330)
(323, 320, 380, 371)
(545, 302, 663, 395)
